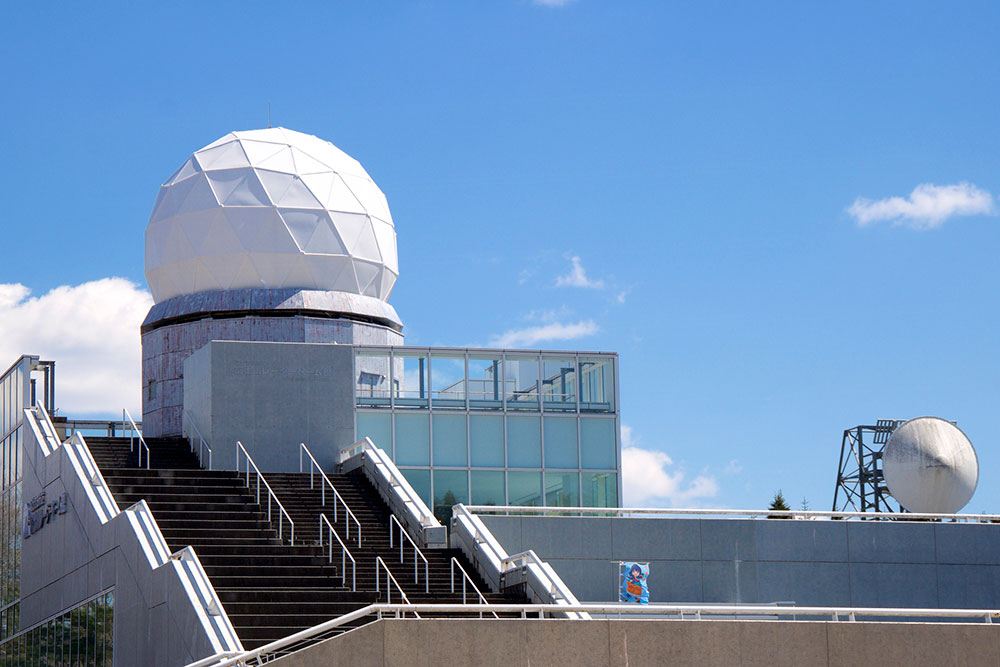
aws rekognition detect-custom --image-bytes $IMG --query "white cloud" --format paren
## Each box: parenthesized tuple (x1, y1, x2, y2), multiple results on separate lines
(622, 445, 719, 508)
(489, 319, 598, 348)
(0, 278, 152, 416)
(848, 182, 994, 229)
(555, 256, 604, 289)
(533, 0, 576, 6)
(620, 424, 636, 447)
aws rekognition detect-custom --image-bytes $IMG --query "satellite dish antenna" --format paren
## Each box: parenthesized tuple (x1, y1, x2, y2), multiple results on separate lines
(883, 417, 978, 514)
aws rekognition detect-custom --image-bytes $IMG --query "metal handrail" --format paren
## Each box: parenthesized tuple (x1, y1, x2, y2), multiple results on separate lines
(460, 504, 1000, 524)
(187, 601, 1000, 667)
(338, 438, 437, 528)
(319, 514, 356, 592)
(389, 515, 429, 593)
(235, 441, 295, 545)
(451, 504, 583, 616)
(450, 557, 498, 619)
(122, 407, 150, 469)
(299, 443, 361, 547)
(375, 556, 419, 616)
(183, 410, 213, 470)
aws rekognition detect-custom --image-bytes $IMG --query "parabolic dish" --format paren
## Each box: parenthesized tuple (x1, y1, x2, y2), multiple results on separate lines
(883, 417, 978, 514)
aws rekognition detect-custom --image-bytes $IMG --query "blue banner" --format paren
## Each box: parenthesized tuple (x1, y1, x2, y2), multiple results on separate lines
(619, 561, 649, 604)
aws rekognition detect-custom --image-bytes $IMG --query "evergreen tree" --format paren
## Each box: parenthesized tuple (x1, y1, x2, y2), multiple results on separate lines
(768, 490, 791, 519)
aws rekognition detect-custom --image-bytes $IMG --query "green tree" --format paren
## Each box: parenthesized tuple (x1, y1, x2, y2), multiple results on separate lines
(768, 490, 791, 519)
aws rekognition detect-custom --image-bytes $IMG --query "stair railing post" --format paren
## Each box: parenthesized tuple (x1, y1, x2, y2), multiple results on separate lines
(450, 558, 455, 594)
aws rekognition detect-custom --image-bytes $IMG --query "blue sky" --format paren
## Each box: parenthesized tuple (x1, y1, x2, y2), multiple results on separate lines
(2, 1, 998, 512)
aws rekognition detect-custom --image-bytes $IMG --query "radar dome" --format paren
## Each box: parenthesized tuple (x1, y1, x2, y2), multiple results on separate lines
(883, 417, 978, 514)
(145, 127, 398, 304)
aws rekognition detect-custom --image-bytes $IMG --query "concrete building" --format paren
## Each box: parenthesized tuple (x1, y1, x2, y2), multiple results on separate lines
(0, 129, 997, 666)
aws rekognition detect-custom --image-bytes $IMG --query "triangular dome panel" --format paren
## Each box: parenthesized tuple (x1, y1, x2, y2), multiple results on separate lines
(276, 177, 322, 208)
(256, 169, 294, 205)
(203, 252, 248, 289)
(353, 260, 381, 297)
(197, 211, 245, 255)
(223, 208, 298, 254)
(291, 147, 332, 174)
(227, 255, 264, 290)
(326, 176, 366, 214)
(196, 141, 250, 171)
(348, 219, 382, 263)
(282, 254, 319, 290)
(248, 252, 295, 286)
(371, 218, 398, 273)
(256, 146, 296, 173)
(167, 158, 201, 186)
(280, 208, 324, 252)
(241, 140, 287, 166)
(300, 172, 336, 207)
(176, 173, 220, 215)
(223, 170, 269, 207)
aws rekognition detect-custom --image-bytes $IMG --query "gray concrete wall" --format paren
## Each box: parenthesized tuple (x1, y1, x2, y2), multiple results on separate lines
(20, 421, 238, 666)
(480, 515, 1000, 607)
(272, 618, 1000, 667)
(144, 315, 402, 436)
(184, 340, 356, 472)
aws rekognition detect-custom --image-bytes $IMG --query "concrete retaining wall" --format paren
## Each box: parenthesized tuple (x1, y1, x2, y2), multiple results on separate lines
(480, 514, 1000, 607)
(272, 618, 1000, 667)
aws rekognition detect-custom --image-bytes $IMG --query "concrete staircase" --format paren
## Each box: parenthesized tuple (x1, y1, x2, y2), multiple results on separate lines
(86, 437, 371, 649)
(265, 470, 524, 608)
(86, 436, 525, 651)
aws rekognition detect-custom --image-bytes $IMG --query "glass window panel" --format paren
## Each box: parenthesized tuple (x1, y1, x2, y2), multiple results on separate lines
(508, 471, 542, 507)
(470, 471, 505, 506)
(467, 356, 502, 410)
(543, 417, 578, 469)
(545, 472, 580, 506)
(394, 352, 429, 408)
(432, 470, 468, 524)
(582, 472, 619, 507)
(579, 357, 615, 412)
(356, 412, 392, 452)
(91, 598, 99, 663)
(504, 356, 539, 410)
(506, 416, 541, 467)
(355, 349, 391, 407)
(104, 592, 114, 667)
(430, 355, 465, 408)
(394, 414, 429, 466)
(580, 418, 617, 469)
(432, 415, 467, 466)
(542, 357, 577, 411)
(399, 468, 431, 509)
(469, 415, 504, 467)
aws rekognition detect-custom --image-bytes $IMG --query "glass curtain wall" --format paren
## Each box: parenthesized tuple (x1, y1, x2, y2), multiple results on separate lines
(355, 348, 620, 513)
(0, 357, 33, 648)
(0, 590, 114, 665)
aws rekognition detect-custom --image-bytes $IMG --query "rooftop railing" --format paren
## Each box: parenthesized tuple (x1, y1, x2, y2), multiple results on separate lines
(186, 601, 1000, 667)
(461, 505, 1000, 523)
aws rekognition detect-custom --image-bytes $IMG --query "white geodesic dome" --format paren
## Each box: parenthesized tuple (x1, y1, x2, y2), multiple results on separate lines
(145, 127, 398, 304)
